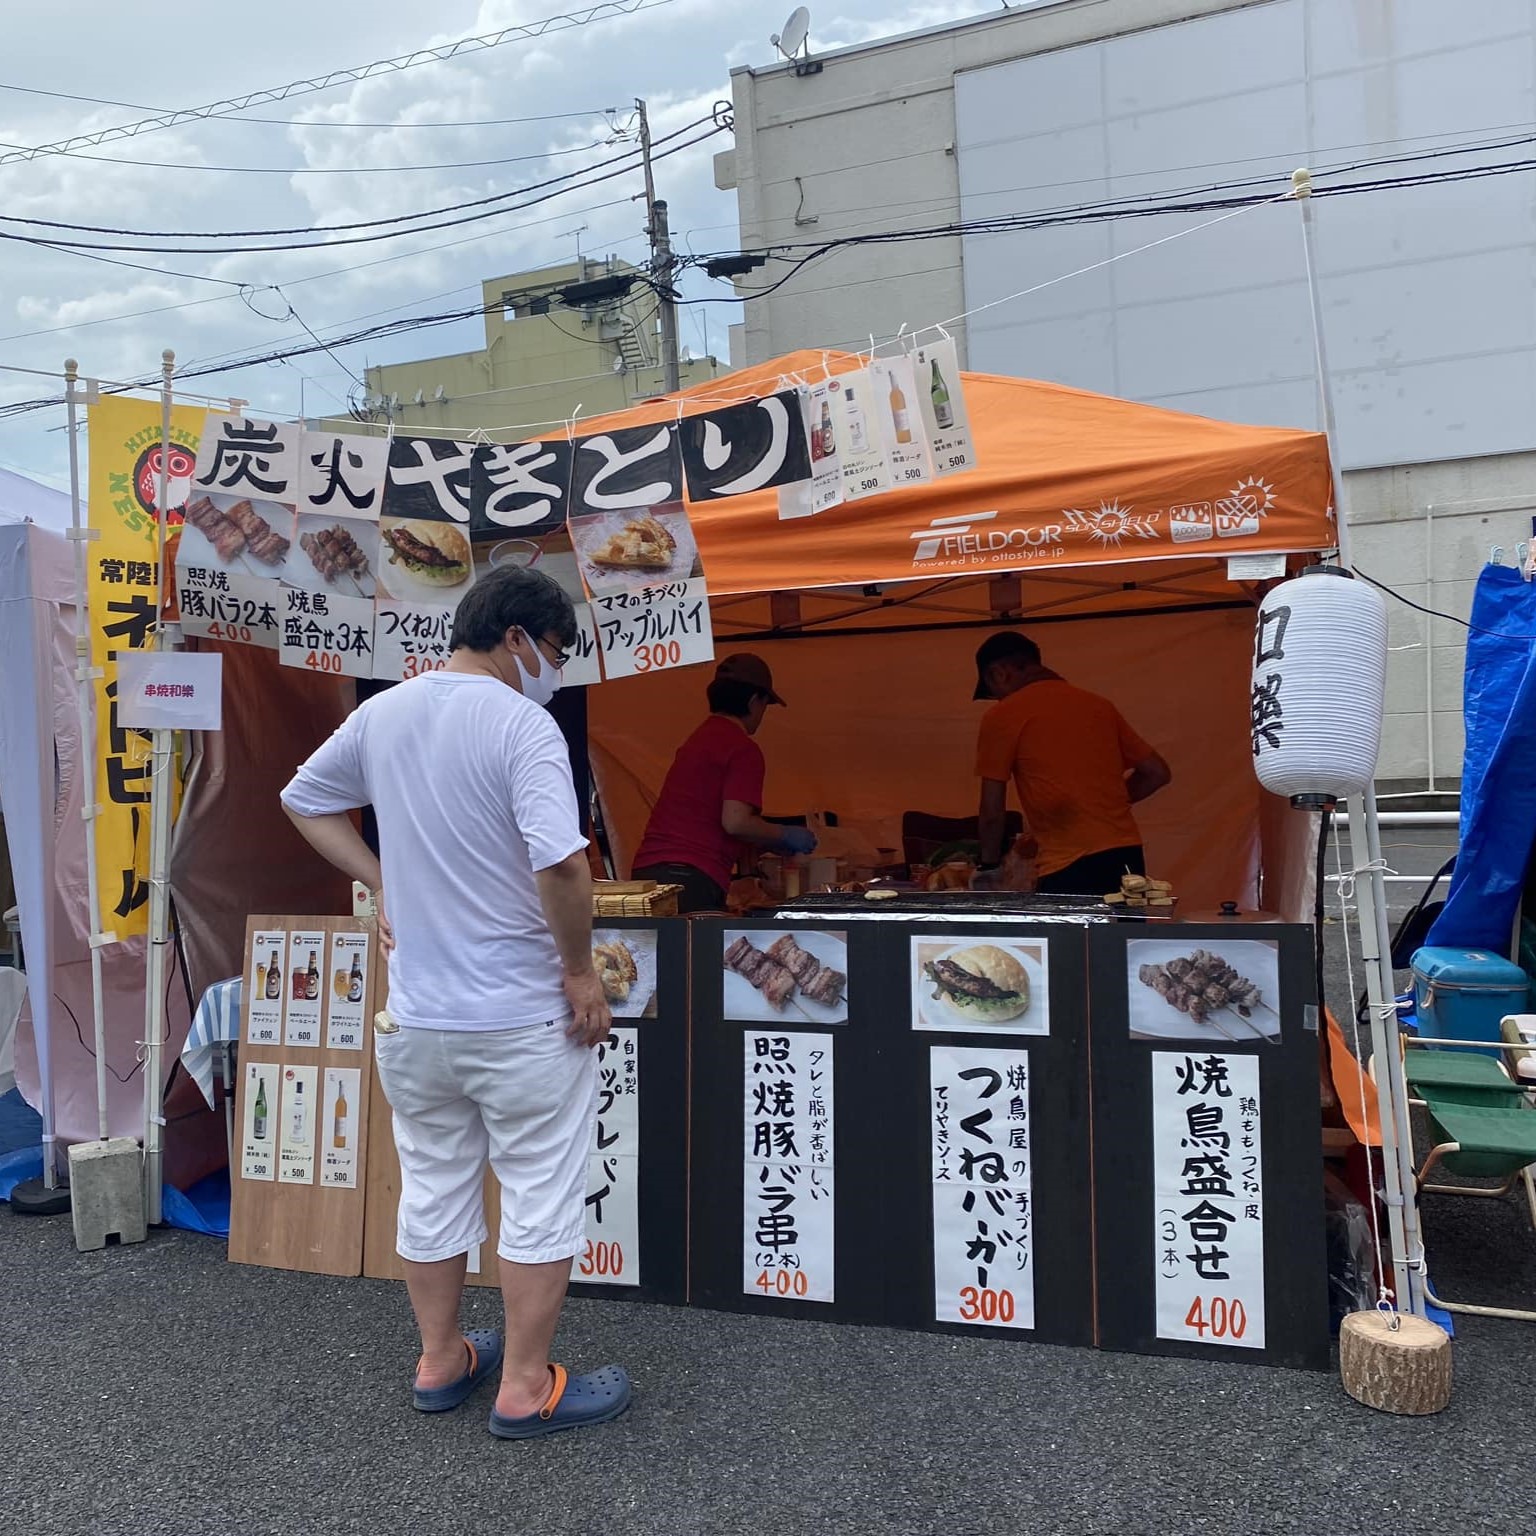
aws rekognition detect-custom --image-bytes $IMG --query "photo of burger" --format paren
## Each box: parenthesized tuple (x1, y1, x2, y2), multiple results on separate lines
(378, 516, 472, 597)
(912, 937, 1049, 1035)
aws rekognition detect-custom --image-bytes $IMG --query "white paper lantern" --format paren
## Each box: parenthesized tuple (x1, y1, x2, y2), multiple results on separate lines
(1251, 567, 1388, 807)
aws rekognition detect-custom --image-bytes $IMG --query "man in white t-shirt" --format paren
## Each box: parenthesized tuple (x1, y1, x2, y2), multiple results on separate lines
(280, 565, 629, 1440)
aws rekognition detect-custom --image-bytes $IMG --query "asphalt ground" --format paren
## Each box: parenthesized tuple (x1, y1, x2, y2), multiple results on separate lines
(9, 822, 1534, 1536)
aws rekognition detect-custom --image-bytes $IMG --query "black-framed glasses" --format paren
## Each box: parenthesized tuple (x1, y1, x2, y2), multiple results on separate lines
(538, 634, 571, 670)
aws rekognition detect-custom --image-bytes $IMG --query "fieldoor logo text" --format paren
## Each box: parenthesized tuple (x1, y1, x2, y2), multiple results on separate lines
(910, 510, 1064, 565)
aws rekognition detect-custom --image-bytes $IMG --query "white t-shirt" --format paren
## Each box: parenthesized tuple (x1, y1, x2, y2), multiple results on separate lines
(280, 672, 587, 1031)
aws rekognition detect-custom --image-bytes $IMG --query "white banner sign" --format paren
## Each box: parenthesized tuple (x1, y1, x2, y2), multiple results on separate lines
(116, 651, 223, 732)
(177, 566, 281, 650)
(580, 1027, 640, 1287)
(592, 577, 714, 680)
(778, 380, 845, 520)
(279, 586, 375, 679)
(931, 1045, 1034, 1330)
(371, 598, 453, 682)
(296, 431, 388, 520)
(1152, 1050, 1265, 1350)
(743, 1031, 834, 1303)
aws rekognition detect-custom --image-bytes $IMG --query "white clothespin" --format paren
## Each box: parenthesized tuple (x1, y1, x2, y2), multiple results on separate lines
(1519, 541, 1535, 582)
(1490, 545, 1505, 567)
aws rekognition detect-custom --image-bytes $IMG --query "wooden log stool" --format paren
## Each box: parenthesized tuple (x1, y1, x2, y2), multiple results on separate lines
(1339, 1311, 1452, 1415)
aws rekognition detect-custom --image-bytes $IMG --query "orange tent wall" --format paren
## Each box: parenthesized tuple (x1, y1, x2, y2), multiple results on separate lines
(580, 351, 1331, 917)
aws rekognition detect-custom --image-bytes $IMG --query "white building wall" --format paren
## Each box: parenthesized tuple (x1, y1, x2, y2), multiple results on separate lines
(722, 0, 1536, 786)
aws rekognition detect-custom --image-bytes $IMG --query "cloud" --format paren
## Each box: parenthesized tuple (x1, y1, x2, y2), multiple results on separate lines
(0, 0, 990, 479)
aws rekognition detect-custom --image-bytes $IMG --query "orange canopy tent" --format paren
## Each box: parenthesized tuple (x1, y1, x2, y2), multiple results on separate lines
(570, 350, 1337, 916)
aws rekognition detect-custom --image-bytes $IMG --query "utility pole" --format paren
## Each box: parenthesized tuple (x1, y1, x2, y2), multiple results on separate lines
(636, 98, 681, 394)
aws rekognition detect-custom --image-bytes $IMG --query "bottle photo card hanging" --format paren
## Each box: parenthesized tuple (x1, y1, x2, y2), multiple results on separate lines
(912, 336, 976, 477)
(779, 379, 845, 521)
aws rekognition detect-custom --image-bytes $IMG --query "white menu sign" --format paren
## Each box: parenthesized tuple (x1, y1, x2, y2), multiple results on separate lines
(931, 1045, 1034, 1330)
(912, 336, 976, 477)
(869, 355, 932, 489)
(320, 1067, 361, 1189)
(325, 932, 370, 1051)
(779, 379, 845, 521)
(246, 930, 286, 1046)
(371, 598, 453, 682)
(278, 1063, 318, 1185)
(1152, 1050, 1265, 1350)
(579, 1028, 640, 1287)
(592, 577, 714, 680)
(240, 1061, 278, 1182)
(742, 1031, 834, 1303)
(834, 367, 892, 504)
(279, 585, 376, 680)
(283, 928, 326, 1047)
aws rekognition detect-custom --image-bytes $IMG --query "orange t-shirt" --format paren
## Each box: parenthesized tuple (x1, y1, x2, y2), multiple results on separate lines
(974, 678, 1154, 876)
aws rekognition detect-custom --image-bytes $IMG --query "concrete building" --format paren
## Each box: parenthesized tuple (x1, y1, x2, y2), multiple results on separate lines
(716, 0, 1536, 790)
(337, 257, 717, 439)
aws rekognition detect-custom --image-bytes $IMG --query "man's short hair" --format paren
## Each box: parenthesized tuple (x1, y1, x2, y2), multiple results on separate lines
(973, 631, 1042, 700)
(449, 566, 577, 654)
(707, 677, 765, 718)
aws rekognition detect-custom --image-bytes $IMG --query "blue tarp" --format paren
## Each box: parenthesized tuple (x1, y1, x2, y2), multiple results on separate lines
(0, 1086, 229, 1237)
(1427, 565, 1536, 952)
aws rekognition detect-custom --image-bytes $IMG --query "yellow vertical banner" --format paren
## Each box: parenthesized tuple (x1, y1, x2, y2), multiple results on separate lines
(86, 395, 207, 937)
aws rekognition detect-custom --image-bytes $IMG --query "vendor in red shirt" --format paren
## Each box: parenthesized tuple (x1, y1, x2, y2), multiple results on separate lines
(632, 653, 815, 912)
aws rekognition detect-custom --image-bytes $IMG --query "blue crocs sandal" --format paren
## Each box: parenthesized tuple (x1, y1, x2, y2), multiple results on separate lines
(488, 1363, 631, 1440)
(412, 1329, 503, 1413)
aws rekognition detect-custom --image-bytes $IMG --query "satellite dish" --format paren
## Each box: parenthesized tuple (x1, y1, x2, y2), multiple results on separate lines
(773, 5, 810, 60)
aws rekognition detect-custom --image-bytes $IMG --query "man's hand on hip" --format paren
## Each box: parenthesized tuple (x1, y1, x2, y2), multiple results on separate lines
(563, 968, 612, 1048)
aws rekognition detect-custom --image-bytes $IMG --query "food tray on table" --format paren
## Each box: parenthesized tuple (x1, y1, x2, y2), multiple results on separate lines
(592, 880, 683, 918)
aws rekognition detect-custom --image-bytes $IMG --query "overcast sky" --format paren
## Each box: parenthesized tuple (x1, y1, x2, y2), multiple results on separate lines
(0, 0, 997, 486)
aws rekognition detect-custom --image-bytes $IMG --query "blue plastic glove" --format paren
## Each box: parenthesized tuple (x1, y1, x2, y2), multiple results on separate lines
(776, 825, 817, 857)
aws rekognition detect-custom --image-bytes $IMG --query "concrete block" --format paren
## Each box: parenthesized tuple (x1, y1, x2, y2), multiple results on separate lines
(68, 1137, 146, 1251)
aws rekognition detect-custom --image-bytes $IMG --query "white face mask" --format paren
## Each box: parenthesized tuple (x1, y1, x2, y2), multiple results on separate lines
(514, 636, 562, 707)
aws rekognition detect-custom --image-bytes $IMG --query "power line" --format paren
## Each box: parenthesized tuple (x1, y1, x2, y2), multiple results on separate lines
(0, 0, 674, 166)
(0, 192, 641, 345)
(0, 116, 720, 248)
(0, 135, 617, 177)
(0, 80, 613, 131)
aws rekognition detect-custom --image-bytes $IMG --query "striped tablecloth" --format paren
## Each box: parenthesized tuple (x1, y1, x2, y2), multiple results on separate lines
(181, 978, 241, 1107)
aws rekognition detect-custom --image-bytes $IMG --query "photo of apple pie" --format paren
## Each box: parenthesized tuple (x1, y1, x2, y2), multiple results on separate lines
(588, 515, 676, 571)
(593, 940, 639, 1003)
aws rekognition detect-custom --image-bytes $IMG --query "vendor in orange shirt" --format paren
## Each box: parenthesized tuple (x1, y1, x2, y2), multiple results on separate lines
(972, 631, 1171, 894)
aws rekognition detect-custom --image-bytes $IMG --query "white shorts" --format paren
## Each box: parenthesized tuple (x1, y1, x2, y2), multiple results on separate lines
(374, 1020, 598, 1265)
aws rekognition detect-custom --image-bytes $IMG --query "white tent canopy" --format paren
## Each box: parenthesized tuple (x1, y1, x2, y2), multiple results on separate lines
(0, 466, 160, 1168)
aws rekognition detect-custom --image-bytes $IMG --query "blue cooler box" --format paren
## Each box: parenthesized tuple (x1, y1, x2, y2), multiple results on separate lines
(1411, 947, 1529, 1059)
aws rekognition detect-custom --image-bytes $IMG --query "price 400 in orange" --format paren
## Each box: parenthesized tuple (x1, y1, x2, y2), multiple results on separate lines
(753, 1267, 811, 1299)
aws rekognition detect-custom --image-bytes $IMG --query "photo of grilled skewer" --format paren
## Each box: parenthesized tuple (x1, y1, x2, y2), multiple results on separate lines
(1126, 939, 1281, 1043)
(287, 514, 380, 598)
(179, 493, 292, 578)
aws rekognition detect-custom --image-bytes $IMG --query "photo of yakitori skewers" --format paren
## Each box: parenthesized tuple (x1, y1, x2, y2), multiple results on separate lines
(178, 493, 293, 573)
(285, 513, 379, 598)
(301, 524, 371, 586)
(723, 929, 849, 1023)
(1127, 939, 1281, 1042)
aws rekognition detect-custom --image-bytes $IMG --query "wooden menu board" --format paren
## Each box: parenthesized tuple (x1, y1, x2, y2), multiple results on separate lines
(228, 914, 380, 1276)
(362, 917, 687, 1305)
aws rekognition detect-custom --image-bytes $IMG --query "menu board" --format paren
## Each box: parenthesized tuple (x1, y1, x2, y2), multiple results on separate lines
(1087, 924, 1327, 1369)
(229, 914, 381, 1277)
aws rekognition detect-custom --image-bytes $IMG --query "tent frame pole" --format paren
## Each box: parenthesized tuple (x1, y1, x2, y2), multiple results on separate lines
(1294, 169, 1427, 1317)
(140, 350, 176, 1225)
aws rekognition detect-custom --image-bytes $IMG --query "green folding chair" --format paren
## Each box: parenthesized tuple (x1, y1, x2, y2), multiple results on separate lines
(1404, 1047, 1536, 1320)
